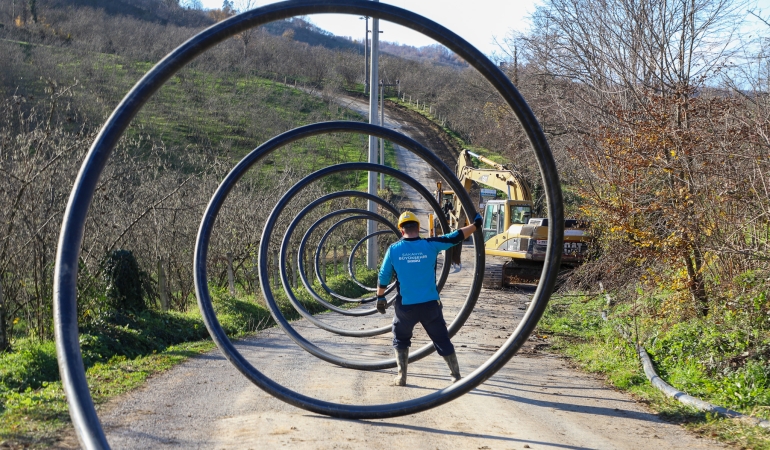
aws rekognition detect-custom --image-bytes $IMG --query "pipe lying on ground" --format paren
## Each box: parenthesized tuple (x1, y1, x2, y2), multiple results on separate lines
(602, 300, 770, 429)
(635, 343, 770, 429)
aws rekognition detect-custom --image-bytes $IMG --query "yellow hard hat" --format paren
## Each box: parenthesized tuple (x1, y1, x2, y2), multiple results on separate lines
(397, 211, 420, 228)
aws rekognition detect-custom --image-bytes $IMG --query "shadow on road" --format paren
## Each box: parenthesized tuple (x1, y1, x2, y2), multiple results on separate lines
(470, 387, 660, 422)
(309, 415, 594, 450)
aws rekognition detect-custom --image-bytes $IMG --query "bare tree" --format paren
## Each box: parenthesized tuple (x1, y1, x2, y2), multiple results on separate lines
(502, 0, 760, 315)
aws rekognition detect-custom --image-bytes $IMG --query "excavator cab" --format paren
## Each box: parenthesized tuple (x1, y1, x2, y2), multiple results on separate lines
(482, 200, 532, 243)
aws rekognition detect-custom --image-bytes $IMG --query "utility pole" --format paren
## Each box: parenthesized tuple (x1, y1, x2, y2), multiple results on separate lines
(366, 1, 380, 270)
(380, 81, 385, 190)
(360, 16, 369, 94)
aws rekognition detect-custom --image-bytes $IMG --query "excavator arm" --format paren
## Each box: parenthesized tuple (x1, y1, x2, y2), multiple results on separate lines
(456, 150, 532, 202)
(438, 149, 535, 230)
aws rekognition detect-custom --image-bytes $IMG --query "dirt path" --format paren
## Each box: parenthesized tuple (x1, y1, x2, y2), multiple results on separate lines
(95, 93, 726, 449)
(334, 94, 457, 218)
(99, 247, 723, 449)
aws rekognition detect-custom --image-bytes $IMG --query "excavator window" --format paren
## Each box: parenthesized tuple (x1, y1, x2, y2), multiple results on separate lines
(483, 203, 503, 242)
(509, 205, 532, 225)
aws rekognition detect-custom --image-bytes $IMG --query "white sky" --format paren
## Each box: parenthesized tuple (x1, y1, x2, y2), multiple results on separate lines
(196, 0, 770, 57)
(196, 0, 540, 56)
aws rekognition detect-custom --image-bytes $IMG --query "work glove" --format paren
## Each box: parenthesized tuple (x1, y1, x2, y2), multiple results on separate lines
(376, 296, 388, 314)
(473, 212, 483, 229)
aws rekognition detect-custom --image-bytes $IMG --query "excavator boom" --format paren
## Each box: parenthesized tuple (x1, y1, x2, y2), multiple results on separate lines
(457, 150, 532, 201)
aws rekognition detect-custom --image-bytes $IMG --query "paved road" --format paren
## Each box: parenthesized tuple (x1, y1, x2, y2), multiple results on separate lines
(96, 93, 726, 449)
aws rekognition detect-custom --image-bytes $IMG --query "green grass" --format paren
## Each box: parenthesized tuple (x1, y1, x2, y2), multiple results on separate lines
(0, 289, 306, 446)
(0, 340, 215, 448)
(538, 293, 770, 449)
(7, 41, 368, 169)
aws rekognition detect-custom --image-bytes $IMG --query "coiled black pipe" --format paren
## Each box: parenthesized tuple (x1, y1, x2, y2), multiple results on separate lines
(347, 229, 395, 291)
(309, 212, 396, 303)
(312, 218, 397, 299)
(54, 2, 562, 446)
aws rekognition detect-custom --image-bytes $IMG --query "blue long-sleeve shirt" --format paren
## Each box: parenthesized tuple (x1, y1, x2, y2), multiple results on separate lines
(378, 230, 464, 305)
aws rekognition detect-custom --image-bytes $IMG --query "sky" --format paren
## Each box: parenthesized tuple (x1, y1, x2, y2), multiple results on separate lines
(194, 0, 770, 58)
(195, 0, 541, 56)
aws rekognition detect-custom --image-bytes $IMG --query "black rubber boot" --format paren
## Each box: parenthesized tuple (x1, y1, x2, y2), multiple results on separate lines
(394, 348, 409, 386)
(443, 352, 461, 383)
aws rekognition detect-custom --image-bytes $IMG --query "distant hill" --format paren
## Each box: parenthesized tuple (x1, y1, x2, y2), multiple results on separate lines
(262, 17, 466, 67)
(260, 17, 363, 53)
(256, 17, 466, 68)
(250, 17, 467, 67)
(380, 41, 467, 67)
(34, 1, 362, 52)
(1, 0, 464, 67)
(42, 0, 215, 27)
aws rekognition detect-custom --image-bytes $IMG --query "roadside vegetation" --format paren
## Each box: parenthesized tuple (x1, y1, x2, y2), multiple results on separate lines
(539, 291, 770, 448)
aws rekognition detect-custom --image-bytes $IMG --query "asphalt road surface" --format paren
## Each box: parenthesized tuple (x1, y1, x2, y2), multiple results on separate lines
(93, 94, 726, 449)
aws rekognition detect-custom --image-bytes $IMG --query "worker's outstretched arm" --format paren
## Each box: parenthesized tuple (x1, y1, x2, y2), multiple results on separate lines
(459, 212, 483, 239)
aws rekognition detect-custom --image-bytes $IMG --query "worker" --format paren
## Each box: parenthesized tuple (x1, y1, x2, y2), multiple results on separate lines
(376, 210, 482, 386)
(442, 198, 452, 220)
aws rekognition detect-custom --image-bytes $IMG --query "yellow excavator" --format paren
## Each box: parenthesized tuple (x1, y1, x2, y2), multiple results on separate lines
(437, 150, 589, 288)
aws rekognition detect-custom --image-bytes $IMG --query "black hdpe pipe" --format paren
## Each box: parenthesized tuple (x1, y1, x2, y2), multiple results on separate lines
(348, 229, 394, 291)
(204, 155, 467, 370)
(54, 2, 562, 447)
(195, 121, 484, 406)
(282, 211, 396, 337)
(282, 191, 398, 316)
(305, 212, 397, 304)
(281, 189, 397, 306)
(279, 168, 453, 329)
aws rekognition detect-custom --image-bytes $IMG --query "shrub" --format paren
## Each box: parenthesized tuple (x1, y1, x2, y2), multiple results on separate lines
(0, 340, 58, 393)
(102, 249, 152, 313)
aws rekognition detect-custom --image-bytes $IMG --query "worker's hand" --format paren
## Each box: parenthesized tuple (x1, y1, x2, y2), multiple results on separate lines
(376, 296, 388, 314)
(473, 212, 483, 229)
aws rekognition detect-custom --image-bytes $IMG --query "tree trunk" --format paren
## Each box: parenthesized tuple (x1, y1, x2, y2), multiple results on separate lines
(226, 253, 236, 296)
(158, 259, 169, 312)
(272, 250, 279, 287)
(252, 256, 260, 298)
(684, 249, 708, 317)
(0, 278, 8, 352)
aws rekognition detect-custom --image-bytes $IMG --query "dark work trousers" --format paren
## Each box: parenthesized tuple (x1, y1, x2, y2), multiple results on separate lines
(392, 297, 455, 356)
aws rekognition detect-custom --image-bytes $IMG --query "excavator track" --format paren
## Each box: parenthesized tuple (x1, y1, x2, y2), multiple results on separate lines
(503, 260, 543, 286)
(482, 262, 503, 289)
(483, 257, 544, 288)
